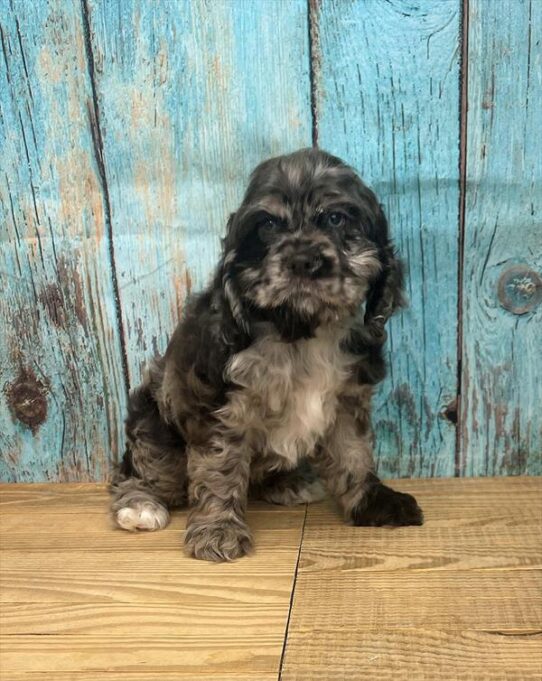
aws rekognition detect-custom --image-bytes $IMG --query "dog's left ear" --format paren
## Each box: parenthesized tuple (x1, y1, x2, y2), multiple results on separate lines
(221, 213, 251, 336)
(364, 206, 406, 338)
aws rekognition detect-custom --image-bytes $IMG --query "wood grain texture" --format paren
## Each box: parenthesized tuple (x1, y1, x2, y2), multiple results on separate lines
(281, 630, 542, 681)
(460, 0, 542, 476)
(281, 476, 542, 681)
(0, 486, 304, 554)
(0, 635, 282, 678)
(281, 570, 542, 630)
(0, 0, 127, 482)
(296, 478, 542, 573)
(0, 550, 300, 604)
(311, 0, 461, 477)
(0, 484, 306, 680)
(1, 676, 275, 681)
(0, 676, 276, 681)
(1, 479, 540, 680)
(86, 0, 312, 385)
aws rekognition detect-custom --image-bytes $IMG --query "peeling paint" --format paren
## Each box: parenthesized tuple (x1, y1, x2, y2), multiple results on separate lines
(57, 255, 88, 330)
(0, 1, 127, 482)
(38, 283, 67, 328)
(315, 0, 461, 477)
(2, 0, 539, 482)
(185, 268, 192, 297)
(393, 383, 418, 427)
(461, 0, 542, 476)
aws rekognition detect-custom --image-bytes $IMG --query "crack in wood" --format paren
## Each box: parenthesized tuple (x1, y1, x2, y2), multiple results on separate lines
(456, 0, 469, 476)
(307, 0, 320, 147)
(80, 0, 130, 394)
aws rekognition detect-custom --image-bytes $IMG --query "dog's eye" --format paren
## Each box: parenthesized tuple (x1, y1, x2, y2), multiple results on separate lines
(257, 217, 279, 242)
(325, 211, 346, 229)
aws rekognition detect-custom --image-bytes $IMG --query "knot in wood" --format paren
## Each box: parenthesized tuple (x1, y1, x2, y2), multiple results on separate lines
(497, 265, 542, 315)
(5, 371, 48, 432)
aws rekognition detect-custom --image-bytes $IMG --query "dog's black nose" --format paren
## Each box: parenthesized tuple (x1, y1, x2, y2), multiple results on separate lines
(289, 250, 323, 277)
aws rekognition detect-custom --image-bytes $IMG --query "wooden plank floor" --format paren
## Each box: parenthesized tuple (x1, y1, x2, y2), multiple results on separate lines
(0, 478, 540, 680)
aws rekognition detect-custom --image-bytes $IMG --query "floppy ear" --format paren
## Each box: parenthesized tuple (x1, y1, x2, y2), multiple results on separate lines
(221, 213, 251, 336)
(363, 206, 405, 338)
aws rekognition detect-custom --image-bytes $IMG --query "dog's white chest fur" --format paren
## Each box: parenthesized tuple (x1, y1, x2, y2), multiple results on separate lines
(221, 326, 351, 464)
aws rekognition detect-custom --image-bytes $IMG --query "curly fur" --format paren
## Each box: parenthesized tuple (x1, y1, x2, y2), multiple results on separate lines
(110, 149, 423, 561)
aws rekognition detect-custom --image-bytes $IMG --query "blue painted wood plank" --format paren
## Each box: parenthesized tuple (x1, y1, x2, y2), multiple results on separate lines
(2, 0, 538, 481)
(86, 0, 312, 386)
(460, 0, 542, 475)
(0, 0, 127, 481)
(312, 0, 461, 477)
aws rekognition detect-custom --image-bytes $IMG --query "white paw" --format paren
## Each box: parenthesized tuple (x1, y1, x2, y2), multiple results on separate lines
(115, 502, 169, 531)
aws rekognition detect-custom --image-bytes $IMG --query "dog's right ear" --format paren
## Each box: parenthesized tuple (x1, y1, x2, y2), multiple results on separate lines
(364, 245, 405, 340)
(221, 213, 251, 336)
(363, 204, 406, 339)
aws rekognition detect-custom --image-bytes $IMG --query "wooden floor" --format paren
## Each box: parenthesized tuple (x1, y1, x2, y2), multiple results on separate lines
(0, 478, 541, 680)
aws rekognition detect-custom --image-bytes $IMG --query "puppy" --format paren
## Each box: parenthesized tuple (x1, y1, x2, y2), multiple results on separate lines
(110, 148, 423, 561)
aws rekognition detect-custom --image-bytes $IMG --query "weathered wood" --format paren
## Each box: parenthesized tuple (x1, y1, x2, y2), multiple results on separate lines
(282, 629, 542, 681)
(0, 550, 302, 603)
(1, 0, 541, 481)
(86, 0, 312, 386)
(280, 476, 542, 681)
(295, 477, 542, 573)
(2, 675, 274, 681)
(282, 570, 542, 629)
(2, 479, 541, 680)
(0, 484, 306, 679)
(310, 0, 462, 477)
(460, 0, 542, 475)
(1, 635, 284, 679)
(1, 675, 275, 681)
(0, 0, 127, 481)
(0, 506, 305, 553)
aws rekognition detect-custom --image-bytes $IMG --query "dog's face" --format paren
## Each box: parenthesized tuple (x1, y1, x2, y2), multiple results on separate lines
(222, 149, 401, 336)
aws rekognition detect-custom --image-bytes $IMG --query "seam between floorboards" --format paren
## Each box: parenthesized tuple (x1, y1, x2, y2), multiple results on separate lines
(277, 503, 309, 681)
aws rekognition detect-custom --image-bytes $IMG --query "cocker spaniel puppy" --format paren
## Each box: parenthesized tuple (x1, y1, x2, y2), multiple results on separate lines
(110, 148, 423, 561)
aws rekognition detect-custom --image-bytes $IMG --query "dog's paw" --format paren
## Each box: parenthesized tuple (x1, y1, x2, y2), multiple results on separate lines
(184, 521, 253, 562)
(115, 501, 170, 532)
(352, 482, 423, 527)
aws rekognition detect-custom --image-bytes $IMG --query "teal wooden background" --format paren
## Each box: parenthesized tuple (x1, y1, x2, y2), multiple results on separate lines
(0, 0, 540, 482)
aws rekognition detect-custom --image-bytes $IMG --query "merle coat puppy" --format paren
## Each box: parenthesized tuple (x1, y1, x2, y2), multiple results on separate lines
(111, 148, 423, 561)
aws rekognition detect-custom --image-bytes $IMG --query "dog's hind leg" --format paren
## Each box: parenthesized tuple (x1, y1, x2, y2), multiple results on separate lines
(110, 383, 187, 532)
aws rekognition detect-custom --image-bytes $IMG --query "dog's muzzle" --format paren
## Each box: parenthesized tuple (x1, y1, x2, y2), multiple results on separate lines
(288, 247, 324, 277)
(283, 240, 335, 280)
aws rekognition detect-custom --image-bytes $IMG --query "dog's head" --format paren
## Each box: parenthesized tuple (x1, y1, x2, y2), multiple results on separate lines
(221, 148, 403, 339)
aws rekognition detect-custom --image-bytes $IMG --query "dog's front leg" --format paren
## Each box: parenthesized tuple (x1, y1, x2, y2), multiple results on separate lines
(316, 405, 423, 527)
(184, 435, 252, 562)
